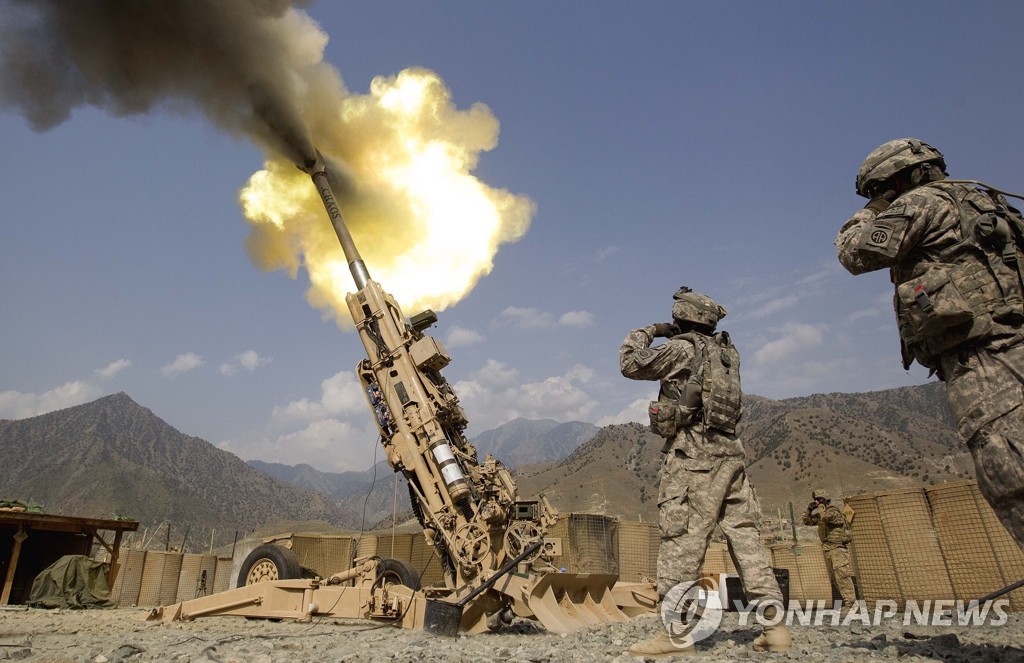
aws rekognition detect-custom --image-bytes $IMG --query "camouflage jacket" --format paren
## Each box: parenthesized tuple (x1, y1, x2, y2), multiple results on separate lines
(802, 503, 850, 545)
(619, 325, 744, 458)
(836, 181, 1024, 371)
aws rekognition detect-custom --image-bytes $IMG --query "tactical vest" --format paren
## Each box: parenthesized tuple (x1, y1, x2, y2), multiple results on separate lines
(674, 331, 743, 434)
(893, 181, 1024, 369)
(818, 505, 852, 545)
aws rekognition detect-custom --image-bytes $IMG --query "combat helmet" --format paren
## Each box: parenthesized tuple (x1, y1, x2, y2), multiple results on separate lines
(672, 287, 727, 329)
(812, 488, 831, 502)
(855, 138, 946, 198)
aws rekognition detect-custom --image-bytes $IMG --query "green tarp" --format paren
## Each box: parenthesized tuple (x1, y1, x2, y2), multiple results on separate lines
(26, 554, 116, 609)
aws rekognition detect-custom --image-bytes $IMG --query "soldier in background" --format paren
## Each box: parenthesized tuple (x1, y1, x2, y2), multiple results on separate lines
(802, 488, 856, 607)
(620, 287, 791, 656)
(836, 139, 1024, 550)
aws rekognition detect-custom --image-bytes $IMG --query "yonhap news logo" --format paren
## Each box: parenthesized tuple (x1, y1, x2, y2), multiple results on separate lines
(732, 599, 1010, 628)
(659, 580, 724, 645)
(660, 578, 1009, 639)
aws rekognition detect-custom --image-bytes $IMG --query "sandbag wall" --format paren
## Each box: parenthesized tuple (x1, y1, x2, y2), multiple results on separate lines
(846, 480, 1024, 610)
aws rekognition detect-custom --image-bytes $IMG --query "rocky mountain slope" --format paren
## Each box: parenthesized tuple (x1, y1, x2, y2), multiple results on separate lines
(0, 393, 358, 549)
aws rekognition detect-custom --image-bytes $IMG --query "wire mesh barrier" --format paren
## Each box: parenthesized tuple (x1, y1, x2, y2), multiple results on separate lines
(848, 480, 1024, 609)
(546, 513, 619, 574)
(769, 544, 832, 603)
(290, 534, 353, 582)
(98, 482, 1022, 609)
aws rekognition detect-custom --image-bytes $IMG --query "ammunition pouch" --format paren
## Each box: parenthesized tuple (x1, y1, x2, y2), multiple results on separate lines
(648, 400, 698, 441)
(898, 183, 1024, 369)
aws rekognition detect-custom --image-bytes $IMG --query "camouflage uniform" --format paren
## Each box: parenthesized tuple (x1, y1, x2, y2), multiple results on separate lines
(620, 326, 783, 603)
(837, 177, 1024, 549)
(802, 500, 856, 605)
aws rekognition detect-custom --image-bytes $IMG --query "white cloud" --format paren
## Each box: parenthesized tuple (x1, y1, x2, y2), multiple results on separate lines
(596, 246, 620, 261)
(95, 359, 132, 380)
(596, 397, 651, 427)
(161, 352, 205, 378)
(220, 350, 272, 376)
(558, 310, 594, 328)
(498, 306, 595, 330)
(751, 323, 826, 367)
(0, 380, 102, 420)
(271, 370, 366, 424)
(455, 362, 599, 432)
(749, 295, 800, 319)
(445, 325, 484, 349)
(219, 369, 382, 472)
(0, 358, 133, 419)
(498, 306, 555, 329)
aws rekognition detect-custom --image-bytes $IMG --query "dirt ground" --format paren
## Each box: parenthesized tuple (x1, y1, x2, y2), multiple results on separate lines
(1, 604, 1023, 662)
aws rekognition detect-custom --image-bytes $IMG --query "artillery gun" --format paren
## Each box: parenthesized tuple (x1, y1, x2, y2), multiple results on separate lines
(150, 153, 655, 634)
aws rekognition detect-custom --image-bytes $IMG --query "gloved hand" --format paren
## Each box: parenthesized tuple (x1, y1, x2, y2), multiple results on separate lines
(864, 190, 896, 214)
(651, 322, 680, 338)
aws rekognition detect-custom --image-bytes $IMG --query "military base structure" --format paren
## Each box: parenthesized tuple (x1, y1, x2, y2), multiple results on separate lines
(87, 479, 1023, 612)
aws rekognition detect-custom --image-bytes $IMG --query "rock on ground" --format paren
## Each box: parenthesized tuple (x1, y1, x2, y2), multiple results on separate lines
(1, 607, 1023, 662)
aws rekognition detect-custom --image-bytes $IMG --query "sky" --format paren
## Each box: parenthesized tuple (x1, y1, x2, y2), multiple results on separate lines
(2, 1, 1024, 473)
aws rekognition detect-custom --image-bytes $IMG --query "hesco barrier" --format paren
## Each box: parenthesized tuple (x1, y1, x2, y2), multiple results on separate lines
(103, 482, 1023, 609)
(617, 520, 658, 582)
(109, 548, 145, 605)
(289, 533, 353, 580)
(925, 481, 1024, 611)
(546, 513, 618, 574)
(847, 480, 1024, 610)
(175, 553, 217, 603)
(769, 544, 832, 602)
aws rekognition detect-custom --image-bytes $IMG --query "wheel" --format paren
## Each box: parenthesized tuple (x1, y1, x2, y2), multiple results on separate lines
(452, 523, 490, 571)
(504, 521, 543, 564)
(374, 558, 421, 591)
(236, 544, 302, 587)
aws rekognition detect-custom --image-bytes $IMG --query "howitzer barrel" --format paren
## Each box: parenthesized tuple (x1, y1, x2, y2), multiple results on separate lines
(300, 154, 370, 290)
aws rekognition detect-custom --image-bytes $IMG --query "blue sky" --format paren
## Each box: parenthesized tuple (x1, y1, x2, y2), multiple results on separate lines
(2, 1, 1023, 472)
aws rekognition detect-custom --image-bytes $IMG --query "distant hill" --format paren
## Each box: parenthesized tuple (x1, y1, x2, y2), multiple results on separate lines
(472, 418, 598, 466)
(246, 418, 598, 527)
(0, 383, 972, 552)
(515, 382, 973, 524)
(0, 393, 359, 550)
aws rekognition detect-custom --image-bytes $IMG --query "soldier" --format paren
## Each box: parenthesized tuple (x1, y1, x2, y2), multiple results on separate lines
(836, 139, 1024, 550)
(620, 287, 791, 656)
(802, 488, 856, 607)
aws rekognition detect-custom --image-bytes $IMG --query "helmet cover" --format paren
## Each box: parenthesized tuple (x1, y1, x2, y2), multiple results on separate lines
(856, 138, 945, 197)
(672, 287, 727, 327)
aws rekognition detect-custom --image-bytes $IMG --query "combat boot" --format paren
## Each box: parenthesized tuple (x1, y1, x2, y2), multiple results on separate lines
(751, 604, 791, 653)
(627, 627, 695, 658)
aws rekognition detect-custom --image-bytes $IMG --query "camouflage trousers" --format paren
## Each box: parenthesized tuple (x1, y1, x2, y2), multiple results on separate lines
(822, 543, 856, 606)
(941, 342, 1024, 550)
(656, 449, 781, 603)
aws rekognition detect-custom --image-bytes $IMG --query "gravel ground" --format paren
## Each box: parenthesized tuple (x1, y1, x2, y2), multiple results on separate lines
(1, 606, 1023, 662)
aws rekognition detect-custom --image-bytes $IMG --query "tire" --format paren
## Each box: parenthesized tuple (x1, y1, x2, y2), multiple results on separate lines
(236, 544, 302, 588)
(375, 558, 421, 591)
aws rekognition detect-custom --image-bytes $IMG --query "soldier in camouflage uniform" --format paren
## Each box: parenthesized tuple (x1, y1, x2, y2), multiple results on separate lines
(620, 287, 790, 656)
(837, 138, 1024, 550)
(802, 488, 856, 607)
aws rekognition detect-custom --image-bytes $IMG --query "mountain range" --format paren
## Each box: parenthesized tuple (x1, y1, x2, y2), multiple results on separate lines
(0, 382, 972, 550)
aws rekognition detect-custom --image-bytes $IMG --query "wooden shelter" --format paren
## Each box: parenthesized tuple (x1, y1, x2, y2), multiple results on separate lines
(0, 511, 139, 605)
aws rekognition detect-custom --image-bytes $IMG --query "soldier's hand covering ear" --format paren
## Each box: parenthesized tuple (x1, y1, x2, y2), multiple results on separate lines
(864, 190, 896, 214)
(651, 323, 680, 338)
